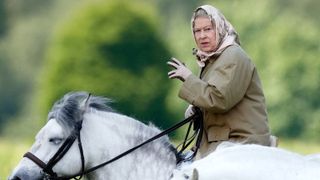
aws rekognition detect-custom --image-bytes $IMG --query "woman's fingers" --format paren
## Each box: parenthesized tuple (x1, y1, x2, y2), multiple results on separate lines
(170, 57, 184, 66)
(167, 60, 179, 69)
(168, 70, 178, 78)
(168, 70, 175, 77)
(167, 57, 188, 82)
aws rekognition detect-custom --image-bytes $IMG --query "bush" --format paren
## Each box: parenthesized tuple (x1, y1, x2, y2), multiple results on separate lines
(0, 55, 24, 131)
(38, 1, 175, 128)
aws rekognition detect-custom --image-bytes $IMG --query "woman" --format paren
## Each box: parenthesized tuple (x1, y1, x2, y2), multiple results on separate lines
(167, 5, 273, 159)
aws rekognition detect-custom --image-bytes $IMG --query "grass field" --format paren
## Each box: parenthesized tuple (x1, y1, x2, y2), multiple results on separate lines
(0, 139, 30, 180)
(1, 138, 320, 179)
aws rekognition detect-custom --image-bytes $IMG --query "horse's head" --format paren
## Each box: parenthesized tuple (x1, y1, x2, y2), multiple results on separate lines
(10, 91, 177, 180)
(9, 119, 83, 180)
(9, 92, 111, 180)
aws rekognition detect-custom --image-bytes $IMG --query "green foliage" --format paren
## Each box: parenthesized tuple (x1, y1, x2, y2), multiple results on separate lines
(0, 0, 319, 142)
(0, 139, 30, 179)
(0, 53, 24, 130)
(0, 0, 7, 36)
(38, 1, 175, 128)
(0, 0, 87, 137)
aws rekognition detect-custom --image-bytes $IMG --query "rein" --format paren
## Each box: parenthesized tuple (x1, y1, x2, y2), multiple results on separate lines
(23, 108, 203, 180)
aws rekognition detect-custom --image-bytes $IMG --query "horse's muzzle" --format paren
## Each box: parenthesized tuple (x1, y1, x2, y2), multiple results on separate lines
(8, 169, 43, 180)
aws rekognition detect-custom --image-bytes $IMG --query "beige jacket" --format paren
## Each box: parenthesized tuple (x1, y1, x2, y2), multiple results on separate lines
(179, 45, 271, 158)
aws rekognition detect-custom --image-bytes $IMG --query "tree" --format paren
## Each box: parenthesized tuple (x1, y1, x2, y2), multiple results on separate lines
(38, 1, 175, 128)
(0, 55, 24, 131)
(0, 0, 7, 36)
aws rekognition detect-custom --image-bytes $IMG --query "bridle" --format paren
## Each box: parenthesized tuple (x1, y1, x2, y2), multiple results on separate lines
(23, 107, 203, 180)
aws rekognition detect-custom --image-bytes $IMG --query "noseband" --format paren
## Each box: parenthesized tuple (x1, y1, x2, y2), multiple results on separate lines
(24, 122, 85, 180)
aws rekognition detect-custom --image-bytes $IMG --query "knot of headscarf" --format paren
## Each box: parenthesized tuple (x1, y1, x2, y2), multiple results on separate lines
(191, 5, 240, 67)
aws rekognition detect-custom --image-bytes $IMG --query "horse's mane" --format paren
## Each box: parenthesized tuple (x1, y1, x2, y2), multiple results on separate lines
(47, 91, 177, 162)
(47, 91, 114, 131)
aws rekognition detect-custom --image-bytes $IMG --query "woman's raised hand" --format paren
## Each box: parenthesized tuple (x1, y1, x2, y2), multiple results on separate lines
(167, 57, 192, 82)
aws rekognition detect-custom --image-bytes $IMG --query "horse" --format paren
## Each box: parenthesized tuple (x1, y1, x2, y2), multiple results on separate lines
(9, 92, 177, 180)
(9, 91, 320, 180)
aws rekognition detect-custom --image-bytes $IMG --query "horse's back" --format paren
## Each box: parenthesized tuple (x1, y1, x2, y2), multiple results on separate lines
(304, 153, 320, 163)
(172, 143, 320, 180)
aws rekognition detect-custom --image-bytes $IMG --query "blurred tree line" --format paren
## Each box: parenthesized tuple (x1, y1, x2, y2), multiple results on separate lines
(0, 0, 319, 141)
(38, 1, 175, 128)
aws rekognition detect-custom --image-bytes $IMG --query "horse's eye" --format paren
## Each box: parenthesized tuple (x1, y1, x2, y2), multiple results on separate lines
(49, 138, 63, 145)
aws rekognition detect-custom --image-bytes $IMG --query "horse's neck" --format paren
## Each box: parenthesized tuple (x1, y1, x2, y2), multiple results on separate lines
(83, 112, 176, 180)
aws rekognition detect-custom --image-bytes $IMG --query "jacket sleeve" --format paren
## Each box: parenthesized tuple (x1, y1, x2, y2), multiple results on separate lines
(178, 46, 254, 113)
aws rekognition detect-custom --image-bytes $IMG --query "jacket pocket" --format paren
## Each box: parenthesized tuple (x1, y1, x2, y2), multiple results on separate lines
(207, 125, 230, 142)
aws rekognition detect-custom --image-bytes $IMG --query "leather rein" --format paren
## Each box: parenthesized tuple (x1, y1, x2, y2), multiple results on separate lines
(23, 108, 203, 180)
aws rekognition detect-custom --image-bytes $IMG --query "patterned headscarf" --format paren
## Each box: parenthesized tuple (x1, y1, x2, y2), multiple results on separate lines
(191, 5, 240, 67)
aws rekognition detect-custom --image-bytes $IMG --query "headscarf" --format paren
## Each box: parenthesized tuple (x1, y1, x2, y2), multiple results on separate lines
(191, 5, 240, 67)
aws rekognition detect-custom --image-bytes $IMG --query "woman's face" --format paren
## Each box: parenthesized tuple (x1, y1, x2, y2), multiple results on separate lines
(193, 16, 217, 53)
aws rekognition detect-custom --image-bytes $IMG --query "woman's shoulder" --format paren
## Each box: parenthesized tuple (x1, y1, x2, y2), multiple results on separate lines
(219, 45, 252, 65)
(222, 45, 249, 60)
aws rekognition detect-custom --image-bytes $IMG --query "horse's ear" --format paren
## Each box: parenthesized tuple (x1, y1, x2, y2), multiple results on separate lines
(80, 93, 91, 113)
(191, 168, 199, 180)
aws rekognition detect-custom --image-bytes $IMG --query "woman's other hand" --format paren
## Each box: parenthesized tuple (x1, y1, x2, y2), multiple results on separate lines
(184, 104, 195, 118)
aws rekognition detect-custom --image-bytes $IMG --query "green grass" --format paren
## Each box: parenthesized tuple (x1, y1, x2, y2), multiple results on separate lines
(278, 139, 320, 155)
(1, 138, 319, 179)
(0, 139, 30, 179)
